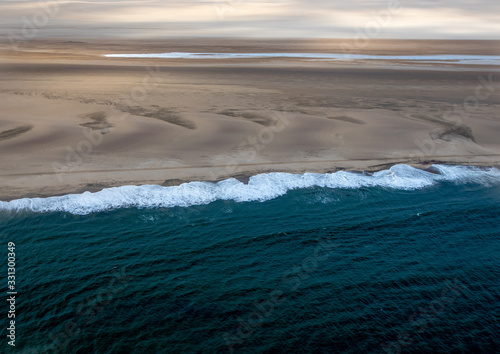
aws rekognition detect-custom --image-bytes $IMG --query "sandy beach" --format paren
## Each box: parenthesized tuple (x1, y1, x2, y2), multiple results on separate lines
(1, 39, 500, 200)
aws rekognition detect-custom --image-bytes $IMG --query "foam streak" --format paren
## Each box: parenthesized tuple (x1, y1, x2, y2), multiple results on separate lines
(1, 165, 499, 215)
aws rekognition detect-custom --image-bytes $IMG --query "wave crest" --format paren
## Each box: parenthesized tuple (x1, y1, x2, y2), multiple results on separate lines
(1, 165, 499, 215)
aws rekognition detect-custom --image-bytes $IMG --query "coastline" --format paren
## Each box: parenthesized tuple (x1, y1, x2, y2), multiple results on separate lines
(1, 160, 499, 202)
(2, 162, 500, 216)
(1, 39, 500, 202)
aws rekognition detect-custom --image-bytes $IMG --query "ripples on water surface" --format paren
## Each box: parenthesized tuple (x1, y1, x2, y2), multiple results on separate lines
(1, 166, 499, 353)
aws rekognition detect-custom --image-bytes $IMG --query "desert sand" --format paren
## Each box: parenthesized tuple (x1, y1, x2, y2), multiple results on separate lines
(1, 39, 500, 200)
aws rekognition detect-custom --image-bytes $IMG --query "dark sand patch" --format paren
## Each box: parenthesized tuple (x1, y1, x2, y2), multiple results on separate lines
(410, 110, 477, 142)
(431, 125, 476, 142)
(0, 125, 32, 141)
(162, 179, 187, 187)
(120, 105, 197, 130)
(79, 111, 113, 131)
(411, 113, 477, 143)
(218, 109, 275, 126)
(328, 115, 366, 125)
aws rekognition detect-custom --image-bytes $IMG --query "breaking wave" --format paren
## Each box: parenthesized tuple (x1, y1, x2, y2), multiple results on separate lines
(1, 165, 500, 215)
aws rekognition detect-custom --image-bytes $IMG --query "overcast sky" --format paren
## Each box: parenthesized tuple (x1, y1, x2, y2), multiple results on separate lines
(1, 0, 499, 39)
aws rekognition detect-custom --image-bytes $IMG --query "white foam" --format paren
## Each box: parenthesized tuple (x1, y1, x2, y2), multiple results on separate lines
(1, 165, 499, 215)
(103, 52, 500, 65)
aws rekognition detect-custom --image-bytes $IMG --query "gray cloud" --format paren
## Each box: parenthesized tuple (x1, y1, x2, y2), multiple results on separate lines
(0, 0, 499, 39)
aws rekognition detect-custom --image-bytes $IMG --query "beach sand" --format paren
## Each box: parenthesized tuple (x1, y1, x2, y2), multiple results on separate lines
(1, 39, 500, 200)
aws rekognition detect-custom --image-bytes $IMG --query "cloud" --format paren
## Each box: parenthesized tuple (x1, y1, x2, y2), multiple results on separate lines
(0, 0, 499, 39)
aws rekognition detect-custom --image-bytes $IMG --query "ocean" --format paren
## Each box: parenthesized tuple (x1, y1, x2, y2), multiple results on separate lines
(1, 164, 499, 353)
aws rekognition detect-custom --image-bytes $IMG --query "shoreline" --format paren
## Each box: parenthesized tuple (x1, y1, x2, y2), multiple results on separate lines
(1, 39, 499, 202)
(1, 160, 499, 202)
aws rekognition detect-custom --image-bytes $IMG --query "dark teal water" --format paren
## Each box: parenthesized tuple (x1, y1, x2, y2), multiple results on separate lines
(1, 182, 499, 353)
